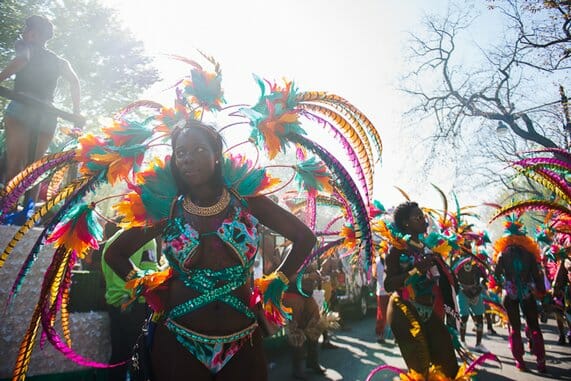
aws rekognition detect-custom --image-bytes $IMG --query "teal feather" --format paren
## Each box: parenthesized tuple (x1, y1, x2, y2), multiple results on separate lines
(183, 68, 225, 110)
(222, 155, 272, 197)
(108, 118, 155, 146)
(453, 191, 461, 225)
(373, 200, 385, 212)
(421, 231, 459, 250)
(240, 77, 306, 155)
(289, 134, 373, 271)
(138, 160, 178, 221)
(293, 157, 330, 193)
(447, 325, 463, 350)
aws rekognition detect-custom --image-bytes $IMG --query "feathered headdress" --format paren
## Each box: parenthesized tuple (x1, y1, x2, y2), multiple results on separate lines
(0, 52, 382, 379)
(492, 214, 541, 263)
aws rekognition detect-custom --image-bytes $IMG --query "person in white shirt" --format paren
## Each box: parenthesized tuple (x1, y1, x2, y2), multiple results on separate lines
(372, 252, 389, 344)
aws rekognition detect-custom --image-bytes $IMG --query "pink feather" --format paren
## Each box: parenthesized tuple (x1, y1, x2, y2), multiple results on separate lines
(332, 189, 355, 224)
(301, 110, 371, 207)
(366, 364, 408, 381)
(514, 156, 571, 172)
(465, 352, 501, 374)
(40, 303, 124, 368)
(323, 215, 344, 233)
(307, 192, 317, 230)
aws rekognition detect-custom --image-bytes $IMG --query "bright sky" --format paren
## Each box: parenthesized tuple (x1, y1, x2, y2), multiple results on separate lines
(102, 0, 503, 211)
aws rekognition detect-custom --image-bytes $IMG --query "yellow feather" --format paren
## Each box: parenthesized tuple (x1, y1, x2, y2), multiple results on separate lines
(47, 166, 68, 199)
(525, 170, 571, 205)
(296, 92, 383, 160)
(0, 176, 90, 268)
(12, 249, 70, 380)
(2, 151, 74, 197)
(12, 307, 42, 381)
(394, 186, 412, 201)
(297, 103, 373, 205)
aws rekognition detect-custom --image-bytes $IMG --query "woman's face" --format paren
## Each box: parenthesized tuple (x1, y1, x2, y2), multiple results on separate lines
(405, 207, 428, 235)
(174, 128, 218, 187)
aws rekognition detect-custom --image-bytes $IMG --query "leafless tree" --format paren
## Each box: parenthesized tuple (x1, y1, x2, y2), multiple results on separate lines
(402, 1, 568, 201)
(488, 0, 571, 72)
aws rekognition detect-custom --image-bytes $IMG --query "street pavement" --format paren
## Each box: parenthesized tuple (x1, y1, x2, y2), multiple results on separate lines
(264, 311, 571, 381)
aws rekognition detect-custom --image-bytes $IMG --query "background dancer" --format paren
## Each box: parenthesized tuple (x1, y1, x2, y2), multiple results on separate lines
(493, 216, 547, 373)
(455, 256, 488, 352)
(372, 250, 389, 344)
(283, 258, 327, 380)
(101, 223, 159, 381)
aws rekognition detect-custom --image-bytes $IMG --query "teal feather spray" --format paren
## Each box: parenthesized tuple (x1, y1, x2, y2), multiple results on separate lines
(137, 159, 178, 221)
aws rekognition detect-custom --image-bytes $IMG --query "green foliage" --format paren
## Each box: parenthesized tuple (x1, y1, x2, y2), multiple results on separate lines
(0, 0, 160, 122)
(0, 1, 48, 58)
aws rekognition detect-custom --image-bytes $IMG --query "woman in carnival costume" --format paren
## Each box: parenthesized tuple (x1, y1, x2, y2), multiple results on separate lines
(282, 254, 327, 380)
(105, 118, 318, 380)
(0, 53, 382, 380)
(492, 214, 546, 373)
(383, 201, 459, 378)
(366, 199, 500, 381)
(553, 255, 571, 344)
(491, 147, 571, 354)
(369, 201, 458, 380)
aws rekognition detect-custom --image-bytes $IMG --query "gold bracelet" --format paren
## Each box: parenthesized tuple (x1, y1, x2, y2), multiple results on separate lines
(124, 268, 138, 282)
(275, 271, 290, 285)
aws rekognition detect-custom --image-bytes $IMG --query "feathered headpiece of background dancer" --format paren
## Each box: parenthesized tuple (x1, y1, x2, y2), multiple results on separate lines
(491, 214, 541, 263)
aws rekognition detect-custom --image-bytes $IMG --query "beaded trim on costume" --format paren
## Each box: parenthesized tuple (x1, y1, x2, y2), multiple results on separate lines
(165, 319, 258, 344)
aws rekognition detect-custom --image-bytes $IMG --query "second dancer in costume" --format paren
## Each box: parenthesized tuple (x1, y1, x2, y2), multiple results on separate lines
(384, 201, 459, 378)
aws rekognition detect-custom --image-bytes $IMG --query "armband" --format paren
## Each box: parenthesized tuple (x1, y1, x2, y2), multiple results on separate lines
(408, 267, 420, 277)
(253, 271, 292, 327)
(125, 268, 139, 282)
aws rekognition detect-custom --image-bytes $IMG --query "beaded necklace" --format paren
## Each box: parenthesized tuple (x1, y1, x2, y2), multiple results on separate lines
(183, 188, 230, 216)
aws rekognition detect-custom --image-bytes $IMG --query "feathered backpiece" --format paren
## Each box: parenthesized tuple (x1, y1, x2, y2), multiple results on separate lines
(0, 52, 382, 379)
(490, 148, 571, 263)
(236, 76, 383, 269)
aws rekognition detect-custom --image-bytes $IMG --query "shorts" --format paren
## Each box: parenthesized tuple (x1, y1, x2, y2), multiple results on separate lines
(457, 290, 485, 316)
(5, 101, 57, 132)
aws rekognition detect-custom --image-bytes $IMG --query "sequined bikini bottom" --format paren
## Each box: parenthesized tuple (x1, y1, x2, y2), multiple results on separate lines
(165, 319, 258, 374)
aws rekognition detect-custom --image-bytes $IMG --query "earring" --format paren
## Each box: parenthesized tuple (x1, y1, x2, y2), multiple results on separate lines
(215, 160, 219, 164)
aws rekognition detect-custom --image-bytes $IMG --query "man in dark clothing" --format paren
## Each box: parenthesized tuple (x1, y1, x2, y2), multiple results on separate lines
(0, 15, 80, 200)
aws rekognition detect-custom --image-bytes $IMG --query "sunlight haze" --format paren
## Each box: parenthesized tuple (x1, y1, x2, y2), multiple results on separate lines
(101, 0, 500, 210)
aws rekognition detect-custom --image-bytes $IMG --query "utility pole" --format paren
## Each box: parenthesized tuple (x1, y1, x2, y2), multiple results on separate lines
(560, 85, 571, 150)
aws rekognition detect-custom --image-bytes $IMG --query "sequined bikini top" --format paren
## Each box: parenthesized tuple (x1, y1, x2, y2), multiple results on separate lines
(163, 195, 259, 272)
(161, 195, 260, 321)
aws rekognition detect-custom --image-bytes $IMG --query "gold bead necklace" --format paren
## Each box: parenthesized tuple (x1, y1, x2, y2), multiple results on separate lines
(182, 188, 230, 216)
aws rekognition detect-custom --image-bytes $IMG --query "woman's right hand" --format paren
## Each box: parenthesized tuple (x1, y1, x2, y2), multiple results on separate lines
(415, 254, 435, 273)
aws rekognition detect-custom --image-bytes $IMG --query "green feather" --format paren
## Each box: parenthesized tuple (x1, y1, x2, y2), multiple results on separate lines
(139, 160, 178, 221)
(293, 157, 330, 193)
